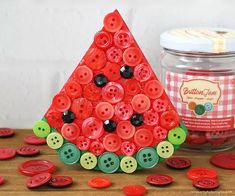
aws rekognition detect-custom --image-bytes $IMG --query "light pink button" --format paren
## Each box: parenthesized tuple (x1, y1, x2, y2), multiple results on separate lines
(134, 63, 152, 82)
(82, 117, 104, 139)
(117, 121, 135, 140)
(114, 102, 133, 120)
(102, 82, 124, 104)
(121, 141, 136, 156)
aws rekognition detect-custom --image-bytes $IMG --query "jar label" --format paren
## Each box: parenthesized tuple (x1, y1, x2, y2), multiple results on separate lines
(166, 71, 235, 131)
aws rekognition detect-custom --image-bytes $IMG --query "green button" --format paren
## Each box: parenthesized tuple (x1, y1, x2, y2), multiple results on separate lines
(136, 147, 159, 169)
(195, 104, 206, 115)
(59, 143, 80, 165)
(33, 120, 51, 138)
(120, 156, 137, 173)
(46, 132, 64, 149)
(98, 152, 120, 173)
(168, 127, 186, 145)
(80, 152, 97, 170)
(156, 141, 174, 158)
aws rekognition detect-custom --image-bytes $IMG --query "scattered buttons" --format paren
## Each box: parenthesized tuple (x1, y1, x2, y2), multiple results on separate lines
(143, 110, 159, 126)
(98, 152, 120, 173)
(0, 176, 5, 186)
(168, 127, 187, 145)
(48, 176, 73, 188)
(166, 157, 191, 169)
(192, 177, 220, 190)
(88, 177, 112, 189)
(76, 65, 93, 84)
(83, 83, 102, 101)
(76, 136, 91, 151)
(80, 152, 97, 170)
(121, 141, 136, 156)
(24, 135, 46, 145)
(94, 74, 108, 87)
(144, 80, 163, 99)
(103, 133, 121, 152)
(122, 185, 147, 196)
(131, 94, 150, 113)
(114, 101, 133, 120)
(64, 81, 82, 99)
(160, 110, 180, 130)
(103, 120, 117, 132)
(46, 132, 64, 150)
(95, 102, 114, 120)
(61, 123, 80, 141)
(136, 147, 159, 168)
(90, 141, 105, 156)
(0, 147, 16, 160)
(134, 63, 152, 82)
(156, 141, 174, 159)
(117, 121, 135, 140)
(146, 174, 173, 186)
(120, 66, 134, 79)
(102, 62, 121, 81)
(120, 156, 137, 173)
(104, 11, 123, 32)
(102, 82, 124, 103)
(62, 110, 75, 124)
(82, 117, 104, 139)
(123, 79, 141, 96)
(106, 47, 123, 63)
(130, 113, 144, 127)
(84, 48, 106, 70)
(210, 152, 235, 170)
(33, 120, 51, 138)
(114, 30, 133, 49)
(71, 98, 93, 120)
(59, 143, 81, 165)
(94, 31, 112, 49)
(134, 129, 153, 147)
(16, 146, 40, 156)
(123, 47, 142, 67)
(187, 168, 218, 180)
(0, 128, 14, 138)
(52, 93, 71, 112)
(26, 172, 52, 189)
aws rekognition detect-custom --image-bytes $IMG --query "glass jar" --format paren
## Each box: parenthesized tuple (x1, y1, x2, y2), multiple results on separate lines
(160, 28, 235, 152)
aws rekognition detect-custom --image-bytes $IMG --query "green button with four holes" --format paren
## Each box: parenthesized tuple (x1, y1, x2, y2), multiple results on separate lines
(136, 147, 159, 169)
(167, 127, 187, 145)
(46, 132, 64, 149)
(156, 141, 174, 158)
(59, 143, 80, 165)
(33, 120, 51, 138)
(120, 156, 137, 173)
(80, 152, 97, 170)
(98, 152, 120, 173)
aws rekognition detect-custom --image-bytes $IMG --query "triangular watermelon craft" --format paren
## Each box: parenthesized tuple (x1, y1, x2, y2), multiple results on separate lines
(33, 10, 188, 174)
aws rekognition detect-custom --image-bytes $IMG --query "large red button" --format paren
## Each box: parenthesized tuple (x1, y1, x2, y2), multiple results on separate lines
(83, 83, 102, 101)
(102, 62, 121, 81)
(84, 48, 106, 70)
(160, 110, 180, 130)
(123, 79, 141, 96)
(134, 63, 152, 82)
(64, 81, 82, 99)
(106, 47, 123, 63)
(103, 11, 123, 32)
(117, 121, 135, 140)
(143, 110, 159, 126)
(52, 93, 71, 112)
(122, 185, 147, 196)
(121, 141, 136, 156)
(27, 172, 52, 189)
(153, 99, 168, 113)
(123, 47, 142, 67)
(131, 94, 151, 113)
(76, 136, 91, 150)
(153, 126, 168, 142)
(76, 66, 93, 84)
(82, 117, 104, 139)
(94, 31, 112, 49)
(90, 141, 105, 156)
(102, 82, 124, 103)
(114, 30, 133, 49)
(45, 110, 64, 131)
(114, 102, 133, 120)
(71, 98, 93, 120)
(95, 102, 114, 120)
(61, 123, 80, 141)
(134, 129, 153, 147)
(144, 80, 163, 99)
(103, 133, 122, 152)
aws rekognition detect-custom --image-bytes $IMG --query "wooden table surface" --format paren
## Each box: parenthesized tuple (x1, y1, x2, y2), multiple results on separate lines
(0, 129, 234, 196)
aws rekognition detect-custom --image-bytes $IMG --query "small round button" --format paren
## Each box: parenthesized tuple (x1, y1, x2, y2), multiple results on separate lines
(106, 47, 123, 63)
(136, 147, 159, 168)
(90, 141, 105, 156)
(94, 31, 112, 49)
(62, 110, 75, 124)
(143, 110, 159, 126)
(71, 98, 93, 120)
(80, 152, 97, 170)
(82, 117, 104, 140)
(84, 48, 106, 70)
(46, 132, 64, 150)
(117, 121, 135, 140)
(83, 83, 102, 101)
(194, 104, 206, 115)
(103, 133, 121, 152)
(64, 81, 82, 99)
(144, 80, 163, 99)
(76, 66, 93, 84)
(95, 102, 114, 120)
(156, 141, 174, 159)
(103, 11, 123, 32)
(120, 141, 136, 156)
(94, 74, 108, 87)
(103, 120, 117, 132)
(204, 102, 213, 112)
(102, 82, 124, 104)
(160, 110, 180, 130)
(168, 127, 187, 145)
(153, 126, 168, 142)
(123, 47, 142, 67)
(120, 66, 134, 79)
(120, 156, 137, 173)
(33, 120, 51, 138)
(61, 123, 80, 141)
(98, 152, 120, 173)
(134, 129, 153, 147)
(130, 113, 144, 127)
(134, 63, 152, 82)
(59, 143, 81, 165)
(45, 110, 64, 131)
(122, 185, 147, 196)
(102, 62, 121, 81)
(76, 136, 91, 150)
(131, 94, 151, 113)
(52, 93, 71, 112)
(114, 101, 133, 120)
(114, 30, 133, 49)
(153, 99, 168, 113)
(123, 79, 141, 96)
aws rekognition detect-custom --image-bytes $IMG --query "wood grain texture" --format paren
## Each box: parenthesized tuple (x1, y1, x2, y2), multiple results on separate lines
(0, 130, 235, 196)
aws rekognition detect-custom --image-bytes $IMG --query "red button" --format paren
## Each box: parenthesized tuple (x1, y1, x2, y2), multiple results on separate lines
(94, 31, 112, 49)
(114, 102, 133, 120)
(122, 185, 147, 196)
(45, 109, 64, 131)
(186, 131, 207, 145)
(134, 129, 153, 147)
(134, 63, 152, 82)
(26, 172, 52, 189)
(153, 126, 168, 142)
(160, 110, 180, 130)
(102, 82, 124, 104)
(103, 11, 123, 32)
(210, 152, 235, 170)
(0, 128, 14, 138)
(71, 98, 93, 120)
(0, 147, 16, 160)
(83, 83, 102, 101)
(61, 123, 80, 141)
(114, 30, 133, 49)
(205, 131, 227, 145)
(103, 133, 122, 152)
(106, 47, 123, 63)
(123, 47, 142, 67)
(16, 146, 40, 156)
(121, 141, 136, 156)
(123, 79, 141, 96)
(143, 110, 159, 126)
(144, 80, 163, 99)
(192, 177, 220, 190)
(48, 176, 73, 187)
(88, 177, 112, 189)
(52, 93, 71, 112)
(24, 135, 46, 145)
(131, 94, 151, 113)
(153, 99, 168, 113)
(76, 136, 91, 150)
(117, 121, 135, 140)
(82, 117, 104, 139)
(95, 102, 114, 120)
(90, 141, 105, 156)
(64, 81, 82, 99)
(146, 174, 173, 186)
(166, 157, 191, 169)
(0, 176, 5, 186)
(84, 48, 106, 70)
(187, 168, 218, 180)
(102, 62, 121, 81)
(76, 65, 93, 84)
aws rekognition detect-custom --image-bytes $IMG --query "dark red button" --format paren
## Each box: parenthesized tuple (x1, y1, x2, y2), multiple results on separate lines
(95, 102, 114, 120)
(90, 141, 105, 156)
(88, 177, 112, 189)
(84, 48, 106, 70)
(187, 168, 218, 180)
(45, 110, 64, 131)
(26, 172, 52, 189)
(131, 94, 151, 113)
(205, 131, 227, 145)
(143, 110, 159, 126)
(134, 129, 153, 147)
(122, 185, 147, 196)
(64, 81, 82, 99)
(0, 176, 5, 186)
(102, 62, 121, 81)
(103, 133, 122, 152)
(0, 128, 14, 138)
(121, 141, 136, 156)
(16, 146, 40, 156)
(83, 83, 102, 101)
(123, 47, 142, 67)
(24, 135, 46, 145)
(134, 63, 152, 82)
(103, 11, 123, 32)
(82, 117, 104, 139)
(102, 82, 124, 104)
(114, 30, 133, 49)
(76, 65, 93, 84)
(76, 136, 91, 150)
(114, 101, 133, 120)
(52, 93, 71, 112)
(186, 131, 207, 145)
(166, 157, 191, 169)
(153, 126, 168, 142)
(160, 110, 180, 130)
(117, 121, 135, 140)
(146, 174, 173, 186)
(0, 147, 16, 160)
(61, 123, 80, 141)
(94, 31, 112, 49)
(123, 79, 141, 96)
(71, 98, 93, 120)
(48, 176, 73, 187)
(144, 80, 163, 99)
(210, 152, 235, 170)
(153, 99, 168, 113)
(192, 178, 220, 190)
(106, 47, 123, 63)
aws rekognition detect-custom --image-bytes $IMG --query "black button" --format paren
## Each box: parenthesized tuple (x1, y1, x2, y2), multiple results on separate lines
(62, 110, 75, 123)
(94, 74, 108, 87)
(120, 66, 133, 79)
(130, 113, 143, 126)
(103, 120, 117, 132)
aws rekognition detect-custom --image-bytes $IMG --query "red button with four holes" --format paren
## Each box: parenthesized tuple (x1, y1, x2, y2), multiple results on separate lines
(61, 123, 80, 141)
(24, 135, 46, 145)
(0, 147, 16, 160)
(131, 94, 151, 113)
(144, 80, 163, 99)
(71, 98, 93, 120)
(103, 11, 123, 32)
(45, 110, 64, 131)
(134, 63, 152, 82)
(94, 31, 112, 49)
(0, 128, 14, 138)
(134, 129, 154, 147)
(95, 102, 114, 120)
(122, 185, 147, 196)
(103, 62, 121, 81)
(121, 141, 136, 156)
(103, 133, 122, 152)
(52, 93, 71, 112)
(84, 48, 107, 70)
(160, 110, 180, 130)
(83, 83, 102, 101)
(123, 47, 142, 67)
(102, 82, 124, 103)
(106, 47, 123, 63)
(76, 136, 91, 151)
(143, 110, 159, 126)
(89, 141, 105, 156)
(117, 121, 135, 140)
(114, 101, 133, 120)
(76, 65, 93, 84)
(123, 79, 141, 96)
(64, 81, 82, 99)
(153, 99, 168, 113)
(114, 30, 133, 49)
(153, 126, 168, 142)
(26, 172, 52, 189)
(82, 117, 104, 139)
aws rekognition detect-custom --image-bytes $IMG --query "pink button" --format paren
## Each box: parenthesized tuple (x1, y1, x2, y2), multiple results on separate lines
(102, 62, 121, 81)
(131, 94, 151, 113)
(76, 66, 93, 84)
(134, 129, 153, 147)
(143, 110, 159, 126)
(144, 80, 163, 99)
(95, 102, 114, 120)
(114, 30, 133, 49)
(76, 136, 91, 151)
(82, 117, 104, 139)
(117, 121, 135, 140)
(90, 141, 105, 156)
(106, 47, 123, 63)
(102, 82, 124, 104)
(123, 79, 141, 96)
(84, 48, 107, 70)
(71, 98, 93, 120)
(83, 83, 102, 101)
(52, 93, 71, 112)
(64, 81, 82, 99)
(153, 99, 168, 113)
(123, 47, 142, 67)
(114, 102, 133, 120)
(153, 126, 168, 142)
(61, 123, 80, 141)
(45, 109, 64, 131)
(94, 31, 112, 49)
(120, 141, 136, 156)
(103, 133, 122, 152)
(134, 63, 152, 82)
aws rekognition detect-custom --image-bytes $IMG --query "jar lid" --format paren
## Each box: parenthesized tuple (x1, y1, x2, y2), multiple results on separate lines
(160, 28, 235, 53)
